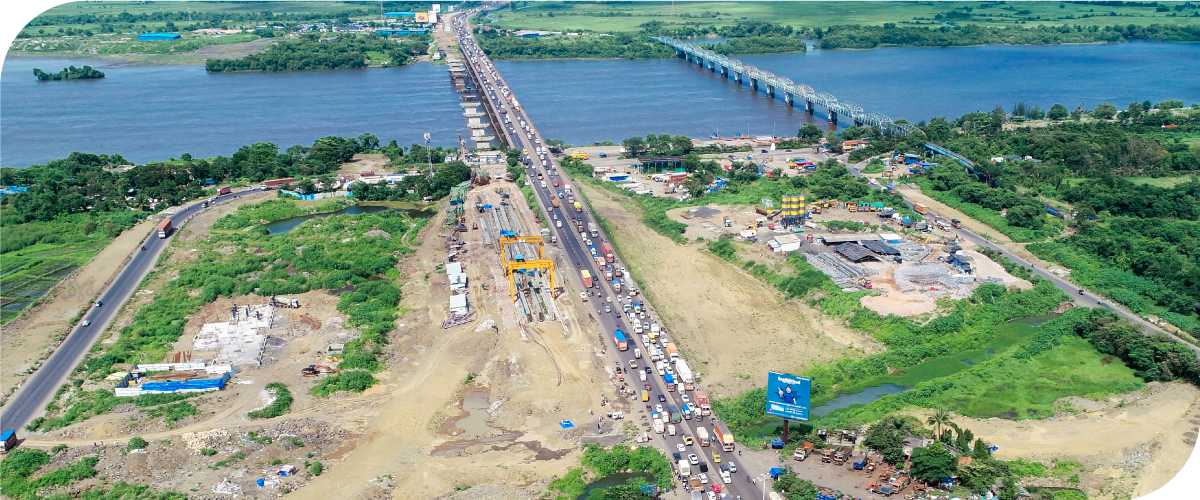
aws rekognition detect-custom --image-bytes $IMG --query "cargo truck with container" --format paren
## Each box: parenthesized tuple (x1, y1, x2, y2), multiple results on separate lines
(1, 430, 17, 453)
(581, 270, 593, 288)
(680, 462, 691, 477)
(697, 427, 711, 447)
(676, 360, 695, 391)
(665, 343, 679, 363)
(218, 186, 232, 195)
(612, 330, 628, 351)
(602, 242, 615, 263)
(682, 404, 693, 420)
(695, 391, 711, 416)
(653, 417, 665, 434)
(668, 424, 677, 436)
(588, 223, 599, 237)
(551, 198, 560, 209)
(574, 201, 583, 213)
(713, 421, 735, 452)
(664, 373, 676, 392)
(157, 219, 173, 238)
(668, 405, 682, 423)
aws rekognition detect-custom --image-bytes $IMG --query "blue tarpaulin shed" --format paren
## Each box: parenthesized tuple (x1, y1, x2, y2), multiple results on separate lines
(138, 33, 181, 41)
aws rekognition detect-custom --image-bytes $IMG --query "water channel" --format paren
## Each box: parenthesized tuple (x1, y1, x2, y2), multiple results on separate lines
(5, 41, 1198, 167)
(265, 204, 435, 234)
(577, 472, 656, 500)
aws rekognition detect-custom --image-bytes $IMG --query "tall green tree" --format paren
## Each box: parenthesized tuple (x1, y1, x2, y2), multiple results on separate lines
(926, 409, 952, 438)
(797, 124, 822, 143)
(1047, 104, 1070, 121)
(909, 442, 958, 483)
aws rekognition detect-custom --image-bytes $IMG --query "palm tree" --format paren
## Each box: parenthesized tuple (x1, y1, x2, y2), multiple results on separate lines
(927, 409, 952, 439)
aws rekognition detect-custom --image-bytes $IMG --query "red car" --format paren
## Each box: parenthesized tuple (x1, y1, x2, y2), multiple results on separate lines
(644, 383, 652, 391)
(711, 485, 722, 494)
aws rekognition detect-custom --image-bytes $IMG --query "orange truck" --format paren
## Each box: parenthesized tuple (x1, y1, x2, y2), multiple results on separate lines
(695, 390, 711, 416)
(665, 343, 679, 363)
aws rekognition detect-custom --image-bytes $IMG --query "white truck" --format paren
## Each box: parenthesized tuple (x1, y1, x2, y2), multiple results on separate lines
(668, 424, 677, 436)
(634, 348, 642, 359)
(676, 359, 695, 391)
(653, 417, 665, 434)
(680, 462, 691, 476)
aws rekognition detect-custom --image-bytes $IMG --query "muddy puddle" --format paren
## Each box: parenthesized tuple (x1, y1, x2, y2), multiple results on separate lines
(431, 390, 522, 457)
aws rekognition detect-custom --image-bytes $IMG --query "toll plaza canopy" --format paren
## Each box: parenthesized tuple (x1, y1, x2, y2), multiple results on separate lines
(834, 243, 877, 262)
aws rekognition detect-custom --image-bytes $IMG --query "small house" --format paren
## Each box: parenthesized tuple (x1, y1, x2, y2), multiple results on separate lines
(279, 465, 299, 477)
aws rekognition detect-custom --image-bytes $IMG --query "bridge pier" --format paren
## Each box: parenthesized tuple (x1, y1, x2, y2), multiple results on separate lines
(676, 49, 685, 58)
(784, 93, 794, 106)
(766, 85, 775, 97)
(854, 119, 864, 127)
(805, 101, 815, 114)
(709, 62, 717, 72)
(750, 78, 758, 90)
(720, 66, 728, 76)
(734, 72, 742, 83)
(829, 110, 838, 123)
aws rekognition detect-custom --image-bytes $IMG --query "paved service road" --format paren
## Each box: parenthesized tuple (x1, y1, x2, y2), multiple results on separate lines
(1, 190, 263, 432)
(453, 11, 755, 498)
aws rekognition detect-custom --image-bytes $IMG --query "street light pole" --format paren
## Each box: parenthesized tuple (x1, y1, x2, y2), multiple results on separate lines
(758, 473, 769, 500)
(424, 132, 433, 178)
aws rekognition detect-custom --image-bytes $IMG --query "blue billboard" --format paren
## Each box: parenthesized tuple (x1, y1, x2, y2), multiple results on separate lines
(765, 372, 811, 421)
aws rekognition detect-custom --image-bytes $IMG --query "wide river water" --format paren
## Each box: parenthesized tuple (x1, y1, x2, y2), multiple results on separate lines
(3, 41, 1198, 166)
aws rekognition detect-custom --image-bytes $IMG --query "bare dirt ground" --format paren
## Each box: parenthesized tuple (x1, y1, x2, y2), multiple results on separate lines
(337, 153, 393, 177)
(911, 382, 1200, 499)
(581, 184, 872, 399)
(188, 38, 275, 59)
(2, 218, 156, 397)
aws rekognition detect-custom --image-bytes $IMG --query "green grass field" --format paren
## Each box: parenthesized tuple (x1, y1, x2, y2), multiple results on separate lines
(486, 1, 1200, 33)
(1, 239, 107, 324)
(1065, 174, 1200, 188)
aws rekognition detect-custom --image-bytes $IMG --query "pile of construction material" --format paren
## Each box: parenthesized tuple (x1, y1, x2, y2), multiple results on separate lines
(893, 241, 931, 263)
(805, 252, 876, 289)
(894, 263, 1003, 297)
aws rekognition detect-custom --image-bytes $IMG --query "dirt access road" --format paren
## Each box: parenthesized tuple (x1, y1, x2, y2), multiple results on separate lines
(579, 184, 873, 398)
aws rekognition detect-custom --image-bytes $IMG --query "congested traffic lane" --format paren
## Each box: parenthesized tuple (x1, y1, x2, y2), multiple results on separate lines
(452, 10, 749, 497)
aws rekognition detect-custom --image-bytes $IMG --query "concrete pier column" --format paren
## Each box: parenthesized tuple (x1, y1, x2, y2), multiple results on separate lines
(709, 62, 717, 72)
(854, 119, 863, 127)
(829, 110, 838, 123)
(750, 78, 758, 90)
(734, 72, 742, 83)
(805, 101, 815, 114)
(766, 85, 775, 97)
(720, 66, 729, 76)
(784, 93, 794, 106)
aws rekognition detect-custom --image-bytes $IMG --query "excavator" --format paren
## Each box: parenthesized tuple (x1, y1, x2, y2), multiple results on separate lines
(301, 365, 339, 376)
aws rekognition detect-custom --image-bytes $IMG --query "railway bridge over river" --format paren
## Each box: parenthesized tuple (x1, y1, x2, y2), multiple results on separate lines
(653, 36, 920, 137)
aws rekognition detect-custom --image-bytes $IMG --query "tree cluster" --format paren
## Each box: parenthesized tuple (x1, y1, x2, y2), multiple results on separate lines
(818, 22, 1200, 49)
(205, 33, 427, 72)
(621, 133, 694, 158)
(32, 65, 104, 81)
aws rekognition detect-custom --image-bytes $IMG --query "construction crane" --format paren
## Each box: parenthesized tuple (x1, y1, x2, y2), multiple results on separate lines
(457, 134, 473, 163)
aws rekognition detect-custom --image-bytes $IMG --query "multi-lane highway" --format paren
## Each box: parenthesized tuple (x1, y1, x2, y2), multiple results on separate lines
(0, 190, 261, 432)
(452, 10, 754, 498)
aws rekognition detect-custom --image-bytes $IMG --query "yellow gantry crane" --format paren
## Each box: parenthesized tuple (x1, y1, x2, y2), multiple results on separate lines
(498, 236, 554, 302)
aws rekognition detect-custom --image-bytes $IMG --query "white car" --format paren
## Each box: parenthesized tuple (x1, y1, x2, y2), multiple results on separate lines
(728, 462, 737, 473)
(681, 394, 690, 404)
(688, 454, 699, 465)
(676, 443, 686, 453)
(721, 471, 731, 484)
(81, 320, 91, 326)
(699, 473, 709, 484)
(655, 404, 664, 414)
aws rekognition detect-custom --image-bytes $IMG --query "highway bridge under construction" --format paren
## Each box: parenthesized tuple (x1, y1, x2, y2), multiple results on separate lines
(652, 36, 920, 136)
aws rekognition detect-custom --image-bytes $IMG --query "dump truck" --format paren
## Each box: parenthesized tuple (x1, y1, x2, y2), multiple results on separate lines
(697, 426, 711, 447)
(551, 197, 560, 208)
(832, 446, 852, 465)
(601, 242, 615, 263)
(713, 421, 735, 452)
(820, 448, 834, 463)
(852, 454, 869, 470)
(689, 476, 703, 492)
(675, 359, 695, 391)
(695, 390, 711, 416)
(793, 442, 815, 461)
(157, 219, 173, 238)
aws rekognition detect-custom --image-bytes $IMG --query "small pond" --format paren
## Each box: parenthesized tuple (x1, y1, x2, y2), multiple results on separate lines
(577, 472, 655, 500)
(266, 204, 435, 234)
(811, 383, 909, 416)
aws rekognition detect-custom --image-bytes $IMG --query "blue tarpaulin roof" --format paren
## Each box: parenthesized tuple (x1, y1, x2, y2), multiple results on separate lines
(559, 420, 574, 429)
(140, 374, 228, 393)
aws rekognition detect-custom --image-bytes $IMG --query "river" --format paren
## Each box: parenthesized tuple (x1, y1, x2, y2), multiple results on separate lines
(4, 41, 1198, 167)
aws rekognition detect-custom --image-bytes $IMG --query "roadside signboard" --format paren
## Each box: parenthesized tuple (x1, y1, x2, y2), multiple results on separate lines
(765, 372, 810, 421)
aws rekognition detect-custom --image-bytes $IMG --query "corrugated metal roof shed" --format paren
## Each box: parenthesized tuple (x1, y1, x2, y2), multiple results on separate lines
(138, 33, 181, 40)
(834, 243, 877, 262)
(820, 234, 881, 244)
(862, 240, 900, 255)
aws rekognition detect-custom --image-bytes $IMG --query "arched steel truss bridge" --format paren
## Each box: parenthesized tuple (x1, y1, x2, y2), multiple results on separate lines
(652, 36, 920, 137)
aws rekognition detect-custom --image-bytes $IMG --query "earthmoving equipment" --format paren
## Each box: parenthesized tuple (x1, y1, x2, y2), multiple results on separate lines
(270, 296, 300, 308)
(301, 365, 338, 376)
(820, 448, 834, 463)
(793, 442, 814, 461)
